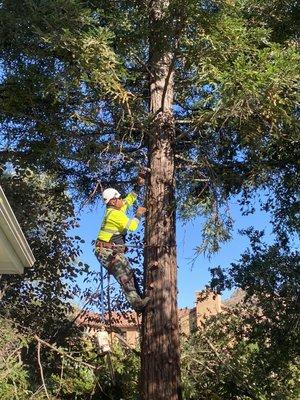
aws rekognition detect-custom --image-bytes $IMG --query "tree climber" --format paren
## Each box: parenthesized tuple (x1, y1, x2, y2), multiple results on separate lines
(95, 174, 150, 312)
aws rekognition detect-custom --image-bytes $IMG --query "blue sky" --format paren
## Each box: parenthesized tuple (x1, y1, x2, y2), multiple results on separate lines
(74, 195, 273, 309)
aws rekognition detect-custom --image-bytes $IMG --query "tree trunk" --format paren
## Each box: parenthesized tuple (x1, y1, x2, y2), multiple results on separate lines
(140, 1, 181, 399)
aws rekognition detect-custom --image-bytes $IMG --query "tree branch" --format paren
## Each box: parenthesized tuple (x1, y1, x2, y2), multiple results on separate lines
(37, 341, 50, 400)
(34, 335, 97, 370)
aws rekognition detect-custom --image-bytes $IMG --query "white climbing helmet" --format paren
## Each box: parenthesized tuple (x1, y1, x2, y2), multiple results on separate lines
(102, 188, 121, 204)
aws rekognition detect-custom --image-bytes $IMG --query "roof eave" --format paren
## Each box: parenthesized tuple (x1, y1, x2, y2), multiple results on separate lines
(0, 186, 35, 273)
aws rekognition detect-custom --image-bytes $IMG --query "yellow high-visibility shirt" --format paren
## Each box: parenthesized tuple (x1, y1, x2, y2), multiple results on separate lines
(97, 192, 140, 242)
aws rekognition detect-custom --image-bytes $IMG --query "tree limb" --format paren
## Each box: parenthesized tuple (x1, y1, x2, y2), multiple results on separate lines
(34, 335, 96, 370)
(37, 341, 50, 400)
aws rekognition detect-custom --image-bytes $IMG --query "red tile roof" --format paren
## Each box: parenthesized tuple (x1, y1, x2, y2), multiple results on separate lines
(76, 310, 140, 329)
(76, 308, 194, 329)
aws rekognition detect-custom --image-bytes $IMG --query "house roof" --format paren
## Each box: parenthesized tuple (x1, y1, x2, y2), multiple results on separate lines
(76, 310, 140, 330)
(76, 307, 195, 330)
(0, 186, 35, 274)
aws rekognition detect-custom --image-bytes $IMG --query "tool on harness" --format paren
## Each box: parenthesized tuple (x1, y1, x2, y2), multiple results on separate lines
(96, 239, 126, 253)
(98, 241, 143, 298)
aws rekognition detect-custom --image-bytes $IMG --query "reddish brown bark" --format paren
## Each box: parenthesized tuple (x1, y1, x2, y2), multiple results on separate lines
(140, 1, 181, 399)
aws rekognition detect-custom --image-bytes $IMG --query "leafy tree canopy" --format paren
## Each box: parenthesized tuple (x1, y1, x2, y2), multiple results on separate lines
(0, 165, 84, 338)
(0, 1, 299, 254)
(0, 0, 299, 386)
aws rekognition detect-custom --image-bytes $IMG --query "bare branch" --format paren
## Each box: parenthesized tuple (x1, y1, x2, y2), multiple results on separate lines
(37, 341, 50, 400)
(34, 335, 96, 370)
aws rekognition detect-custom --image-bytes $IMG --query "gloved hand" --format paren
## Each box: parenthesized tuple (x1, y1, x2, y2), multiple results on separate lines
(135, 206, 147, 218)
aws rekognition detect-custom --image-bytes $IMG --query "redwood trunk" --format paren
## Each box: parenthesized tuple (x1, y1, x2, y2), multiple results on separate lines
(140, 1, 181, 399)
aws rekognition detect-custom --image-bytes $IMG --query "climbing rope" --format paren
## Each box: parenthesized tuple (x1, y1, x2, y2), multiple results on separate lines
(107, 273, 114, 348)
(99, 261, 105, 324)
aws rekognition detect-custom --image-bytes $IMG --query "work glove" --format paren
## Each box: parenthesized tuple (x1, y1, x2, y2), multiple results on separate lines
(135, 206, 147, 219)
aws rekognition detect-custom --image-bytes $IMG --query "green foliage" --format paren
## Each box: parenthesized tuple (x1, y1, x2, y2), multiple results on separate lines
(1, 0, 299, 252)
(211, 230, 300, 364)
(0, 0, 129, 200)
(194, 229, 300, 399)
(0, 0, 299, 396)
(0, 0, 126, 99)
(44, 338, 139, 400)
(0, 316, 139, 400)
(181, 309, 300, 400)
(51, 362, 95, 397)
(239, 0, 300, 43)
(176, 1, 299, 251)
(0, 318, 34, 400)
(0, 165, 83, 338)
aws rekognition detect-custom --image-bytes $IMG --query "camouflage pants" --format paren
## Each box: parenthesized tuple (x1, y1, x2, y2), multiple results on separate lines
(95, 247, 142, 308)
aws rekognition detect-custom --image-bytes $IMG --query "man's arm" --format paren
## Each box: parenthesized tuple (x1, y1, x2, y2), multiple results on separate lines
(122, 169, 147, 212)
(116, 209, 139, 232)
(121, 192, 137, 212)
(116, 206, 147, 232)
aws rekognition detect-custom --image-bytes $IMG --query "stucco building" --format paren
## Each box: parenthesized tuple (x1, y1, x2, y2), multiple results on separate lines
(77, 290, 222, 348)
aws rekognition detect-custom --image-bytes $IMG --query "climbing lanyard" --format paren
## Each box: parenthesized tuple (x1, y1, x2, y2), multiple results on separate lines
(100, 261, 105, 323)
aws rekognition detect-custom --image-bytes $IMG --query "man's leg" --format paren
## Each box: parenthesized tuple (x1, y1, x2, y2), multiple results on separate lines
(95, 247, 112, 270)
(96, 247, 149, 311)
(107, 252, 149, 311)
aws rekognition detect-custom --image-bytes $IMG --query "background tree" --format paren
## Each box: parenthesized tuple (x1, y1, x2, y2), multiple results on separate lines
(0, 315, 141, 399)
(181, 306, 300, 400)
(210, 230, 300, 371)
(0, 166, 83, 339)
(181, 231, 300, 400)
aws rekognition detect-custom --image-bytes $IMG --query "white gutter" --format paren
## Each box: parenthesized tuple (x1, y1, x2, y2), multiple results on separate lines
(0, 186, 35, 274)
